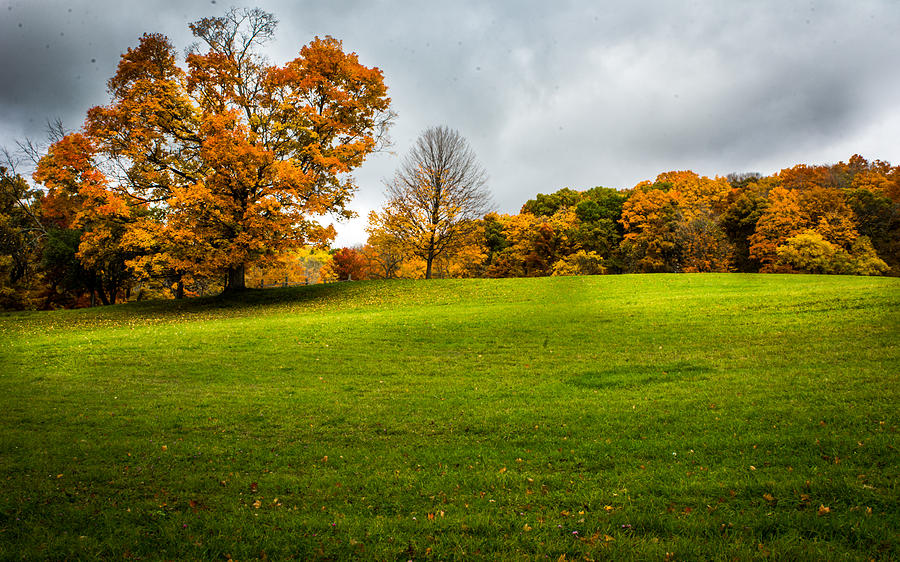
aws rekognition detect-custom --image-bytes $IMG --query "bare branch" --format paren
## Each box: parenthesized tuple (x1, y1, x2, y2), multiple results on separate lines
(379, 126, 494, 278)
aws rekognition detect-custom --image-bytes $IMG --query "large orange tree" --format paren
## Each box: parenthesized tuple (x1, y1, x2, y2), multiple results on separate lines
(38, 8, 393, 291)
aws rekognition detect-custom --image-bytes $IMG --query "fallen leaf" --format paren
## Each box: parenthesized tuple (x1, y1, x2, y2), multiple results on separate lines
(817, 504, 831, 516)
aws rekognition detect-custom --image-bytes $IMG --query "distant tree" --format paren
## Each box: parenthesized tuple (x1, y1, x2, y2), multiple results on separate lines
(33, 133, 137, 305)
(748, 187, 805, 272)
(776, 231, 887, 276)
(844, 188, 899, 272)
(0, 166, 44, 286)
(486, 209, 580, 277)
(361, 225, 405, 280)
(330, 247, 369, 281)
(720, 189, 769, 272)
(726, 172, 763, 191)
(551, 250, 606, 276)
(619, 187, 681, 272)
(371, 126, 492, 279)
(582, 186, 628, 222)
(521, 188, 581, 217)
(776, 230, 846, 274)
(481, 212, 508, 268)
(0, 166, 46, 308)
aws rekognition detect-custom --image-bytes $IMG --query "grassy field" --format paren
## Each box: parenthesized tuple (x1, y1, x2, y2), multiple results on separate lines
(0, 274, 898, 560)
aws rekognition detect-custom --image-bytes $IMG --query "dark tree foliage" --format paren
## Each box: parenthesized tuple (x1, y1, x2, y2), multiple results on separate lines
(720, 191, 769, 273)
(844, 188, 900, 271)
(521, 188, 581, 217)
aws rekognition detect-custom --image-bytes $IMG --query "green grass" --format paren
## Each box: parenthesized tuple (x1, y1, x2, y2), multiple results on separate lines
(1, 274, 898, 560)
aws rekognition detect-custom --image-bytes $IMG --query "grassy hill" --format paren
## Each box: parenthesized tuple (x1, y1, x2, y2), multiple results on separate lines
(1, 274, 898, 559)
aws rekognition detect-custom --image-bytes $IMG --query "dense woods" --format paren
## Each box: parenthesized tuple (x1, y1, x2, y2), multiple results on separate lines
(355, 155, 898, 280)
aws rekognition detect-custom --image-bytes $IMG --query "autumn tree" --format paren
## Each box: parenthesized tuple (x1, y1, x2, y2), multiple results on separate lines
(776, 231, 887, 275)
(521, 186, 626, 268)
(38, 8, 393, 292)
(749, 182, 861, 273)
(748, 186, 804, 272)
(370, 126, 492, 279)
(619, 185, 681, 272)
(328, 247, 369, 281)
(0, 166, 46, 308)
(32, 133, 139, 305)
(720, 182, 771, 272)
(486, 209, 581, 277)
(362, 224, 406, 279)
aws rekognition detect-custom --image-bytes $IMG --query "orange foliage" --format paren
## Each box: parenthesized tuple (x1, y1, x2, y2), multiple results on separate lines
(38, 9, 393, 289)
(620, 187, 680, 272)
(327, 247, 369, 281)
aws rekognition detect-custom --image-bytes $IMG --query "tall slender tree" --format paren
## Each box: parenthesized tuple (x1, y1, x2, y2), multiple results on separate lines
(370, 126, 492, 279)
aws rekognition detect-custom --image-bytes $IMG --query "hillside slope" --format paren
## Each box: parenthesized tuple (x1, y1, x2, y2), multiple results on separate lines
(1, 274, 898, 559)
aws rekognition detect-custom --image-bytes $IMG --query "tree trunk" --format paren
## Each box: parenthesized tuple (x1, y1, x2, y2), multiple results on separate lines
(97, 279, 111, 306)
(107, 280, 118, 305)
(425, 255, 433, 279)
(175, 280, 184, 300)
(226, 264, 246, 291)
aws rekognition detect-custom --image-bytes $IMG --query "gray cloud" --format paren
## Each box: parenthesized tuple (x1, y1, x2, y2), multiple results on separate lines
(2, 0, 898, 245)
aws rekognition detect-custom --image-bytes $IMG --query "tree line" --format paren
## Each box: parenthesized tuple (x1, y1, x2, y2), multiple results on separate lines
(341, 154, 898, 281)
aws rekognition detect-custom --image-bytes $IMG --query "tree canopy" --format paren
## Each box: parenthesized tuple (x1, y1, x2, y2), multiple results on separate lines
(35, 7, 393, 292)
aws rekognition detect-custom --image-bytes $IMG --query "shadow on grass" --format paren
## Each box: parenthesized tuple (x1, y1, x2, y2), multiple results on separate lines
(570, 362, 713, 389)
(122, 283, 354, 314)
(0, 283, 366, 329)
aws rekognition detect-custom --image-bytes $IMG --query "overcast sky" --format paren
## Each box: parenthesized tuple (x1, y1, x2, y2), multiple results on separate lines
(2, 0, 899, 245)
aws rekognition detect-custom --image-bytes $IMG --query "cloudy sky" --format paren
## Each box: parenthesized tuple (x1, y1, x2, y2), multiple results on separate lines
(2, 0, 898, 245)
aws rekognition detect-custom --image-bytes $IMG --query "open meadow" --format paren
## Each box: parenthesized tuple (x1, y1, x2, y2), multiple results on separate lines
(0, 274, 898, 560)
